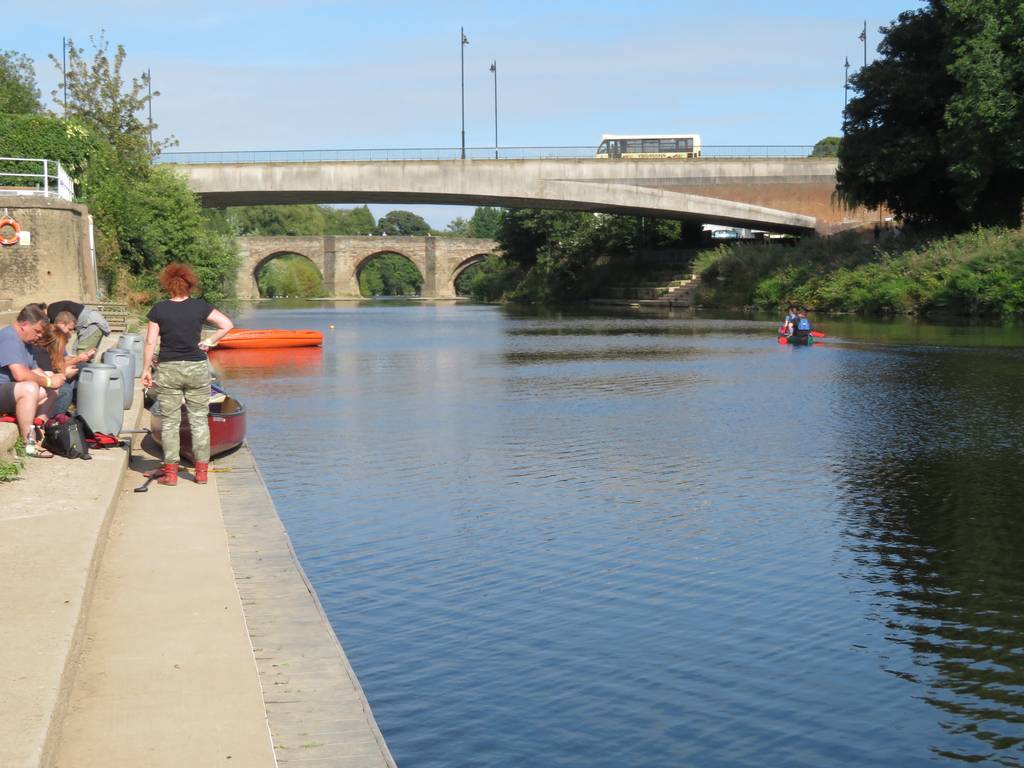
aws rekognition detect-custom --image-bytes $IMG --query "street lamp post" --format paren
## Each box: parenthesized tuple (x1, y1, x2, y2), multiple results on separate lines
(62, 37, 67, 117)
(461, 27, 469, 160)
(844, 57, 850, 111)
(147, 68, 153, 154)
(490, 61, 498, 159)
(859, 21, 867, 67)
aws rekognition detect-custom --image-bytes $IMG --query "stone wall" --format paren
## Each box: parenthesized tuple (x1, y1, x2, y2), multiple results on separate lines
(0, 196, 96, 310)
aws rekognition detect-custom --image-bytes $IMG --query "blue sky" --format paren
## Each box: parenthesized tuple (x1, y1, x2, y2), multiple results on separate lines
(18, 0, 919, 226)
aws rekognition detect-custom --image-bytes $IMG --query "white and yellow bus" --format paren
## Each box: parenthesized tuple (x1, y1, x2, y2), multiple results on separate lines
(595, 134, 702, 159)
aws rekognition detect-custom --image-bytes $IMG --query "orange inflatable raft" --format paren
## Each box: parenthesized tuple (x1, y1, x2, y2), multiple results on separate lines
(213, 328, 323, 350)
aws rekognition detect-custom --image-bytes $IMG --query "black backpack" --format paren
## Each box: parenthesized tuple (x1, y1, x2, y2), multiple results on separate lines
(44, 414, 92, 460)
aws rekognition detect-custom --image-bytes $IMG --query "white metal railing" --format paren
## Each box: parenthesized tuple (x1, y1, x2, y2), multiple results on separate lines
(155, 145, 820, 165)
(0, 157, 75, 202)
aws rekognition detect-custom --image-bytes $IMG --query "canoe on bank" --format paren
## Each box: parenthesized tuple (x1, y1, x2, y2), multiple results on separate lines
(214, 328, 323, 349)
(150, 390, 247, 461)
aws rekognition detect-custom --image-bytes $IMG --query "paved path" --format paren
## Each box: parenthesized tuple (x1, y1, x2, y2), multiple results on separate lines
(2, 369, 396, 766)
(0, 377, 139, 768)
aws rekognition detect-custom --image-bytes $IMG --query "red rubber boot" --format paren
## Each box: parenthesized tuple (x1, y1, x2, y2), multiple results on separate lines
(156, 463, 178, 486)
(194, 462, 209, 485)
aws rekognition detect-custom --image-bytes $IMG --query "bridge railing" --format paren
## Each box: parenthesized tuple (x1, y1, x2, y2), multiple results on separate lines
(156, 145, 819, 164)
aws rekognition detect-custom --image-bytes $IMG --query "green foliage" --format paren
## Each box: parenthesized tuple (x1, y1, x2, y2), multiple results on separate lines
(257, 254, 324, 298)
(358, 252, 423, 296)
(50, 32, 174, 168)
(839, 2, 1024, 228)
(226, 204, 375, 236)
(0, 437, 25, 482)
(444, 217, 471, 237)
(811, 137, 841, 157)
(89, 166, 239, 304)
(496, 209, 685, 302)
(374, 210, 431, 236)
(0, 50, 42, 114)
(465, 256, 523, 302)
(468, 206, 503, 239)
(0, 113, 106, 195)
(695, 227, 1024, 317)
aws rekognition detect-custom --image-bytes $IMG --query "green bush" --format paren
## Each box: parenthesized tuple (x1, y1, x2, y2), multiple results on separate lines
(0, 114, 106, 196)
(696, 226, 1024, 318)
(257, 254, 324, 298)
(358, 252, 423, 296)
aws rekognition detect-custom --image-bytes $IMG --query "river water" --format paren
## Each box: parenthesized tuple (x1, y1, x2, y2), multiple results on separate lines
(211, 303, 1024, 768)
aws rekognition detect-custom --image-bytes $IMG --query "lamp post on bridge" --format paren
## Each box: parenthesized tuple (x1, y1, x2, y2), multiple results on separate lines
(461, 27, 469, 160)
(844, 56, 850, 119)
(490, 60, 498, 159)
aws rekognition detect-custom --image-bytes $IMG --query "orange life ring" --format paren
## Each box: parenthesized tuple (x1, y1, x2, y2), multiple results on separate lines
(0, 216, 20, 246)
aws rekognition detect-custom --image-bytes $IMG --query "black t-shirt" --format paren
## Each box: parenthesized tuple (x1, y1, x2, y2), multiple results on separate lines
(31, 345, 53, 371)
(148, 298, 214, 363)
(47, 301, 85, 323)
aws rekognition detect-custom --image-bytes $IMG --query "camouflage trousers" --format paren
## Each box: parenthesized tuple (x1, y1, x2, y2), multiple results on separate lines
(156, 360, 212, 464)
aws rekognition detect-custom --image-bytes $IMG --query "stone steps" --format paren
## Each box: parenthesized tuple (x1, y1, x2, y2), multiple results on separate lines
(594, 271, 700, 307)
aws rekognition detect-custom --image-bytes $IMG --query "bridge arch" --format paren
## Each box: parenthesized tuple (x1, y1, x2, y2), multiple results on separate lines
(354, 250, 424, 297)
(253, 250, 325, 298)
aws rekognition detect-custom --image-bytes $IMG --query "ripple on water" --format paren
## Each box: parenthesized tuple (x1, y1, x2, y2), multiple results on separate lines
(221, 306, 1024, 768)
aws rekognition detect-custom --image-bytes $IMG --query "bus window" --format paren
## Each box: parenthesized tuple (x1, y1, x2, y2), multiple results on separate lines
(643, 139, 660, 153)
(660, 139, 679, 152)
(598, 141, 609, 154)
(626, 140, 642, 153)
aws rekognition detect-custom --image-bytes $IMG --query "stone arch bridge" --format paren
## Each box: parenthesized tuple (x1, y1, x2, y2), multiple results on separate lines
(237, 235, 497, 299)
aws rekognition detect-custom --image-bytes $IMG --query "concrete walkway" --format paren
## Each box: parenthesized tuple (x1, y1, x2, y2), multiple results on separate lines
(0, 387, 141, 768)
(51, 457, 277, 767)
(1, 377, 396, 767)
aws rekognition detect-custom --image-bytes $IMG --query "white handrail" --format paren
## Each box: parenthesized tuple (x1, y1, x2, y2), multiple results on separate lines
(0, 157, 74, 202)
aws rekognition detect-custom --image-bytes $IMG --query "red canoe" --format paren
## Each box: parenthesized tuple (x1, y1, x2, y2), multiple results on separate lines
(214, 328, 323, 349)
(150, 392, 247, 462)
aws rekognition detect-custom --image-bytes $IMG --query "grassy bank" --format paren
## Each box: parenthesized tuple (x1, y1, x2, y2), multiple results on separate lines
(694, 227, 1024, 318)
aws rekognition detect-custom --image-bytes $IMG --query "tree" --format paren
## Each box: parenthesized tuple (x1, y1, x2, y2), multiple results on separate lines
(374, 210, 431, 236)
(444, 216, 471, 236)
(0, 50, 42, 114)
(468, 206, 503, 239)
(49, 32, 174, 168)
(811, 137, 841, 157)
(838, 2, 1024, 228)
(358, 253, 423, 296)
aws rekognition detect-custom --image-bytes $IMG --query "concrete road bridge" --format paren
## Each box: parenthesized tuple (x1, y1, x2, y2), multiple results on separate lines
(163, 147, 870, 235)
(239, 235, 497, 299)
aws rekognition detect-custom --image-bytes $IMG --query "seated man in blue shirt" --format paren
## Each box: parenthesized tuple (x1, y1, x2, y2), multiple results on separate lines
(0, 304, 66, 456)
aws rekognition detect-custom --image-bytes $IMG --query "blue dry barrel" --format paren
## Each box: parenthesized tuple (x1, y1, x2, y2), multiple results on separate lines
(77, 363, 124, 434)
(101, 349, 135, 409)
(116, 333, 144, 378)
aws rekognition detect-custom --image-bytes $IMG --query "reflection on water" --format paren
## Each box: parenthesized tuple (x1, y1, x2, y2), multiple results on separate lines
(220, 302, 1024, 768)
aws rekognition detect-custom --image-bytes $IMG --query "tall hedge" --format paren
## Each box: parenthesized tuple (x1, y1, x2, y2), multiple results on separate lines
(0, 113, 106, 195)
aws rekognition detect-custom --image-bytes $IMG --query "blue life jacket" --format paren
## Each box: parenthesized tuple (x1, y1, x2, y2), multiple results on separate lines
(797, 317, 811, 331)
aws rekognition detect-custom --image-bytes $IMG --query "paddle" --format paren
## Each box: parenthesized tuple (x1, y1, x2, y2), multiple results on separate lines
(810, 331, 826, 338)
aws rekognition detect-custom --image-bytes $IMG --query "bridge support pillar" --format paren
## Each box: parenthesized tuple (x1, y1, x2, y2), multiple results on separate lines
(420, 237, 439, 299)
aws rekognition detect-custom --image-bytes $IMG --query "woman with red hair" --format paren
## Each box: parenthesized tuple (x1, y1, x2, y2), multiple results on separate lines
(141, 263, 233, 485)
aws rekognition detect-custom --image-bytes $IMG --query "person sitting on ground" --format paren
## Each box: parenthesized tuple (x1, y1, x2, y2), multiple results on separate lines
(790, 308, 813, 344)
(0, 304, 66, 456)
(43, 300, 110, 355)
(142, 263, 234, 486)
(31, 321, 91, 415)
